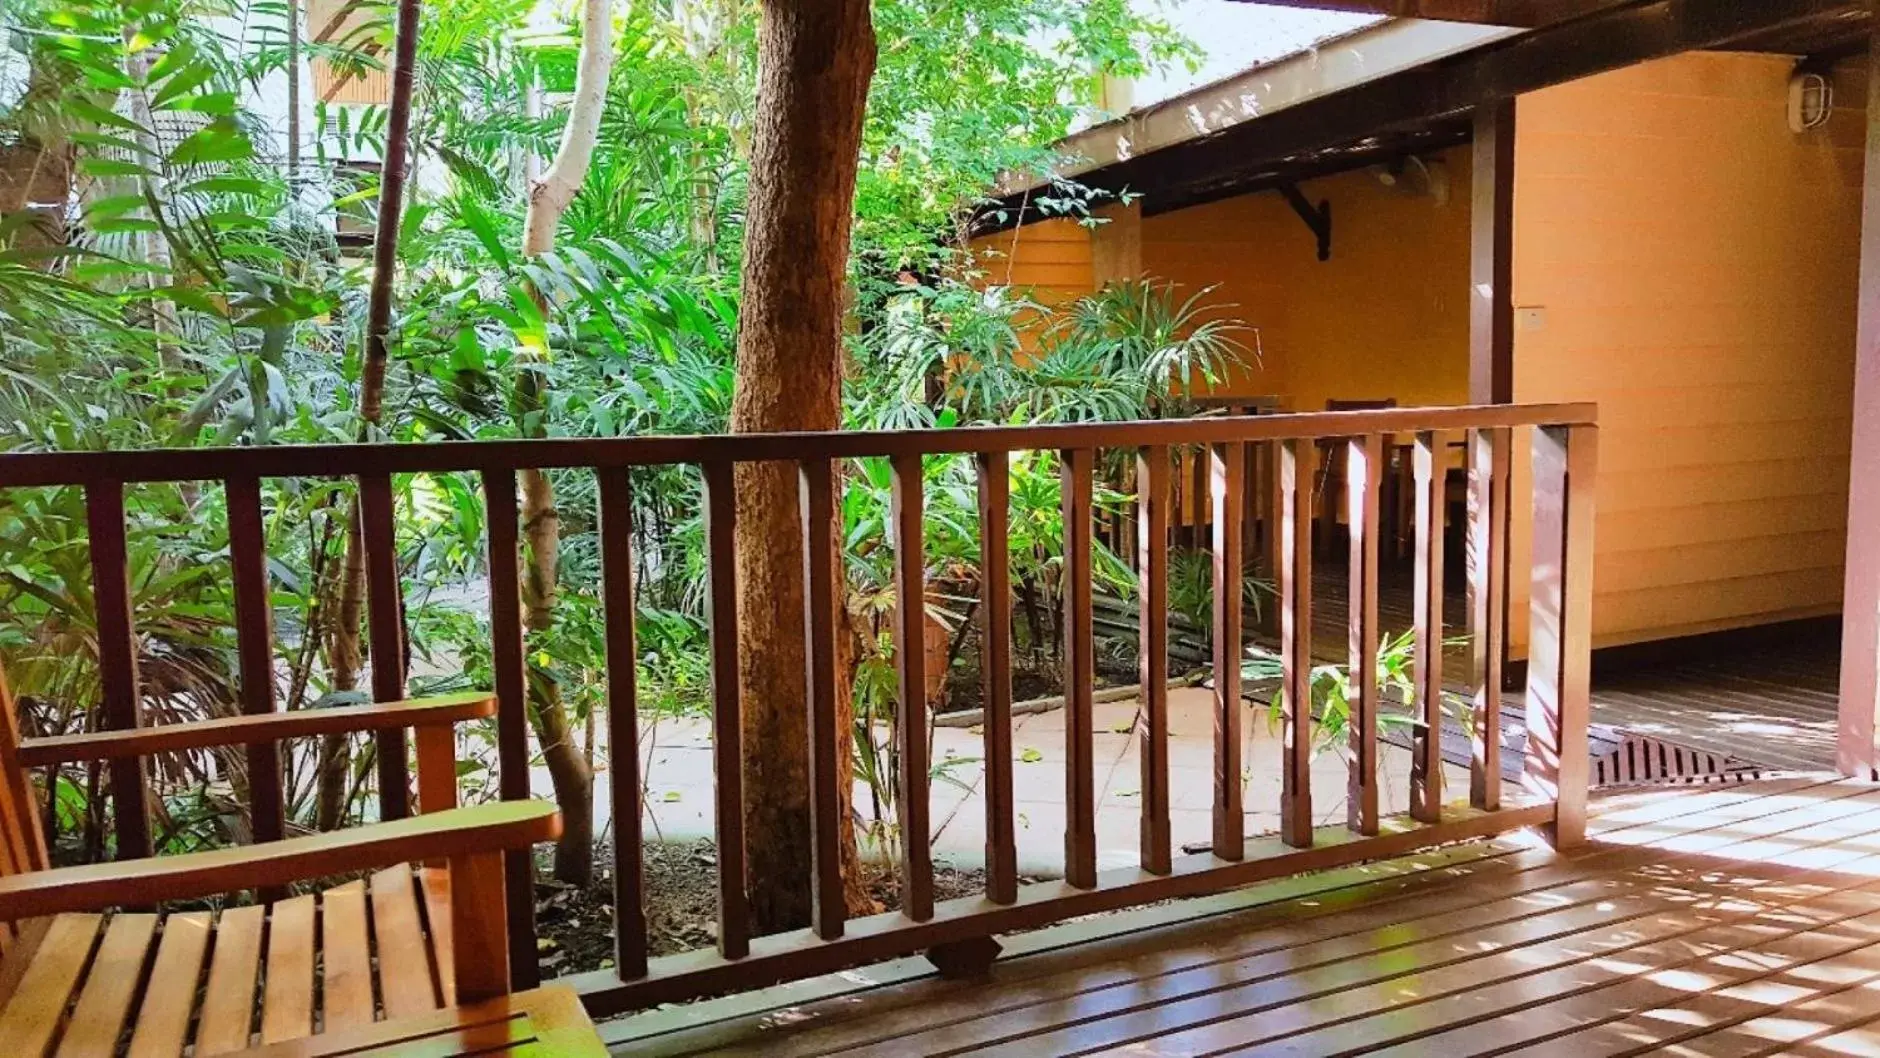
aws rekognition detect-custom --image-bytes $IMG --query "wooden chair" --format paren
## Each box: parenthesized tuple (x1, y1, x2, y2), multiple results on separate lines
(0, 663, 561, 1057)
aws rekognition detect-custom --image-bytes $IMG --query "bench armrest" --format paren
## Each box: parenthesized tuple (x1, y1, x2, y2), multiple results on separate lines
(0, 799, 557, 921)
(17, 692, 495, 768)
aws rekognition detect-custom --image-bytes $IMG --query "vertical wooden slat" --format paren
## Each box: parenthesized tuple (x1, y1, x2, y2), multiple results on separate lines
(1209, 442, 1245, 859)
(447, 850, 511, 1004)
(1189, 444, 1209, 549)
(359, 471, 410, 823)
(1344, 436, 1382, 837)
(1263, 443, 1285, 635)
(1468, 427, 1511, 811)
(1278, 439, 1314, 848)
(798, 458, 846, 941)
(1060, 447, 1097, 889)
(1410, 431, 1447, 823)
(700, 461, 749, 958)
(598, 468, 647, 977)
(479, 468, 536, 989)
(1137, 446, 1171, 875)
(976, 452, 1018, 905)
(413, 726, 456, 815)
(226, 476, 284, 851)
(890, 453, 934, 921)
(86, 481, 151, 861)
(1526, 424, 1597, 847)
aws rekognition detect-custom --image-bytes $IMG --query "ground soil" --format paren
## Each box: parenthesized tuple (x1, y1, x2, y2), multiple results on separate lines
(533, 839, 994, 975)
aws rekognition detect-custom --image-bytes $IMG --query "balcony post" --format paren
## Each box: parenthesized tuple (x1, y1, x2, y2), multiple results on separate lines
(1841, 32, 1880, 780)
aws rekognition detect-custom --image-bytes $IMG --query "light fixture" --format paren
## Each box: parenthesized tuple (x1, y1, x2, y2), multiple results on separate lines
(1788, 69, 1833, 133)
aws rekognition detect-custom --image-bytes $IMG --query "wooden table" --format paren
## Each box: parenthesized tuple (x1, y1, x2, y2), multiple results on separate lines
(232, 985, 608, 1057)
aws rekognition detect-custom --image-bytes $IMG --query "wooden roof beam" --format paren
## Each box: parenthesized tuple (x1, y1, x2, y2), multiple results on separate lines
(1237, 0, 1617, 27)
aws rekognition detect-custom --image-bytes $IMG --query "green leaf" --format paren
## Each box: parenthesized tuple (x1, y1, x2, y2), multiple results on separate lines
(76, 158, 151, 179)
(169, 120, 253, 167)
(180, 175, 272, 196)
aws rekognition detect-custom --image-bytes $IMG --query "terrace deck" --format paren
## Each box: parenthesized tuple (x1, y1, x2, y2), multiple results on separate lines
(606, 776, 1880, 1057)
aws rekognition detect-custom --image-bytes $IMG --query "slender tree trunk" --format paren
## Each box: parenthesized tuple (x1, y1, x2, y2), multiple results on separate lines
(321, 0, 420, 827)
(286, 0, 301, 177)
(731, 0, 876, 933)
(515, 0, 613, 885)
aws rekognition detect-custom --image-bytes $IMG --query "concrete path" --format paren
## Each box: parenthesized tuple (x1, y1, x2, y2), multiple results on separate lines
(564, 687, 1470, 878)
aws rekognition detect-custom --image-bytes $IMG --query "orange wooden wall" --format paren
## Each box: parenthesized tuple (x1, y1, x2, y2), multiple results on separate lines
(971, 51, 1863, 650)
(1511, 52, 1865, 648)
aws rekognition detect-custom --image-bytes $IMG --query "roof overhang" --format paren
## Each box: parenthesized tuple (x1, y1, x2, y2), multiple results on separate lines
(996, 18, 1517, 200)
(979, 0, 1872, 235)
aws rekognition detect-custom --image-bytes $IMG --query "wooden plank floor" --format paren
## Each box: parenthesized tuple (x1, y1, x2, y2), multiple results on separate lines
(1296, 561, 1840, 773)
(605, 777, 1880, 1057)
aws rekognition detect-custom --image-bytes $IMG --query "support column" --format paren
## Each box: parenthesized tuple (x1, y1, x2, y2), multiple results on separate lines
(1470, 98, 1515, 405)
(1839, 39, 1880, 780)
(1470, 99, 1518, 692)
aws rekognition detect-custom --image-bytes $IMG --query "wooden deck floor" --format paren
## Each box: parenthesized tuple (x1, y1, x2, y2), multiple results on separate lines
(606, 776, 1880, 1057)
(1300, 560, 1841, 773)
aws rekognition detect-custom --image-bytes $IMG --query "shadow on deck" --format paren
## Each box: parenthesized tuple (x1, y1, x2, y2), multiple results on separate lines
(604, 775, 1880, 1056)
(1288, 559, 1841, 775)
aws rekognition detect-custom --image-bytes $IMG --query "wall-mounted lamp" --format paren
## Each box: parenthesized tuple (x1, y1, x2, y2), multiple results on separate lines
(1787, 69, 1833, 133)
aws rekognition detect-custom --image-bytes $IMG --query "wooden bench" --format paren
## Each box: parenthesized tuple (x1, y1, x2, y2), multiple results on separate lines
(0, 665, 563, 1056)
(231, 984, 606, 1056)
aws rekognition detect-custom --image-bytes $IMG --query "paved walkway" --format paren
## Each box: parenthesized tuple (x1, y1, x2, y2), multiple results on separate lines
(579, 687, 1469, 877)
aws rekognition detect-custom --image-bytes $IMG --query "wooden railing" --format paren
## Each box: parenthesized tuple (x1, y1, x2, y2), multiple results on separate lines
(0, 402, 1596, 1014)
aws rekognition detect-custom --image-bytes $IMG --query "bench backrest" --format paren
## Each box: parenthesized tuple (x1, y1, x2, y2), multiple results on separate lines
(0, 665, 49, 881)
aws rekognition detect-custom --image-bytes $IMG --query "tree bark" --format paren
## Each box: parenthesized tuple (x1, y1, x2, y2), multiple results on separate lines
(321, 0, 420, 828)
(731, 0, 875, 933)
(515, 0, 613, 885)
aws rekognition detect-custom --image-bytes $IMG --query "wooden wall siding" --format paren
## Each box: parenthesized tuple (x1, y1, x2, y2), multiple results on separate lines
(1510, 51, 1866, 650)
(1137, 146, 1474, 413)
(965, 217, 1095, 353)
(306, 0, 391, 106)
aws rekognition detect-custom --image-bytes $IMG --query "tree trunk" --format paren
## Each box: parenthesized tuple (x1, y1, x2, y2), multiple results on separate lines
(730, 0, 875, 934)
(514, 0, 613, 885)
(321, 0, 419, 828)
(286, 0, 300, 176)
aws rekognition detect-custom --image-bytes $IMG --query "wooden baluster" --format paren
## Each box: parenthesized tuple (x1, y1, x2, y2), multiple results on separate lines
(701, 461, 749, 957)
(1190, 445, 1209, 550)
(480, 468, 537, 988)
(890, 452, 934, 921)
(1263, 443, 1285, 635)
(1060, 448, 1097, 889)
(1344, 437, 1382, 836)
(1468, 427, 1511, 812)
(976, 452, 1018, 905)
(1278, 440, 1315, 849)
(598, 468, 647, 977)
(1209, 442, 1245, 858)
(1526, 425, 1597, 847)
(86, 481, 152, 861)
(358, 472, 410, 822)
(1410, 432, 1446, 823)
(1137, 446, 1171, 875)
(799, 459, 846, 940)
(226, 476, 284, 851)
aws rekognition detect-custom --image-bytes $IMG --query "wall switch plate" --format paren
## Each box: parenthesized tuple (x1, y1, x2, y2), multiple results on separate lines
(1517, 307, 1548, 332)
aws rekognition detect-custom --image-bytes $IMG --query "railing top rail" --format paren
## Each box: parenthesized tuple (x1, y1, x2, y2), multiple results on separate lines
(0, 402, 1596, 488)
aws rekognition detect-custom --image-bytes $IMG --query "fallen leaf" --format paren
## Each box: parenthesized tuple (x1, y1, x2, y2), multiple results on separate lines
(1018, 747, 1043, 763)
